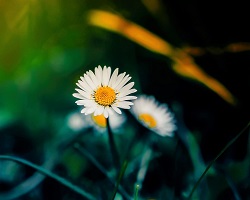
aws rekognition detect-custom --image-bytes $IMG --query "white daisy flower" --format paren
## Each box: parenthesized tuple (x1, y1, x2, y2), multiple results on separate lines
(131, 95, 177, 137)
(73, 65, 137, 118)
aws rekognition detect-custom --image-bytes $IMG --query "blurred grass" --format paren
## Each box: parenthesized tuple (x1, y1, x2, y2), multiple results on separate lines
(0, 0, 90, 130)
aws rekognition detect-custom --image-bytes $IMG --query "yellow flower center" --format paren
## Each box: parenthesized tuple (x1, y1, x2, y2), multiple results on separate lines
(94, 86, 116, 106)
(91, 114, 107, 127)
(139, 113, 157, 128)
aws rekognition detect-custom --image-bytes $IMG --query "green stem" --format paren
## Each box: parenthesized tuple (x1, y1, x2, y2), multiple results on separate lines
(106, 118, 120, 170)
(188, 121, 250, 200)
(133, 184, 140, 200)
(0, 155, 96, 200)
(73, 143, 132, 200)
(111, 159, 128, 200)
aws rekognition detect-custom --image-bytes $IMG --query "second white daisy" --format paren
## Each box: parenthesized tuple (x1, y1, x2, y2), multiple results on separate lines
(131, 95, 176, 137)
(73, 65, 137, 118)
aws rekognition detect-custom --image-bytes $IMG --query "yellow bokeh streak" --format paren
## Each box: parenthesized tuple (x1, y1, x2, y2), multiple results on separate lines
(88, 10, 173, 57)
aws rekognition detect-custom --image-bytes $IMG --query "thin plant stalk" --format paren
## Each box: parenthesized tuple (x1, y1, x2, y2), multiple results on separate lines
(133, 184, 140, 200)
(0, 155, 96, 200)
(188, 121, 250, 199)
(0, 127, 92, 200)
(106, 117, 121, 170)
(73, 143, 132, 200)
(110, 159, 129, 200)
(136, 147, 153, 187)
(0, 150, 56, 200)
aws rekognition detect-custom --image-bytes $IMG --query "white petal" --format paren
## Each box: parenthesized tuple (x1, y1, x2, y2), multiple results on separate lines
(119, 82, 134, 93)
(106, 67, 111, 84)
(95, 66, 103, 83)
(102, 66, 111, 86)
(75, 100, 87, 105)
(76, 99, 95, 106)
(111, 105, 122, 114)
(81, 108, 87, 114)
(116, 102, 131, 109)
(75, 88, 92, 99)
(121, 101, 134, 106)
(94, 106, 104, 116)
(114, 75, 131, 91)
(103, 107, 109, 118)
(112, 72, 126, 89)
(109, 68, 119, 87)
(84, 74, 96, 90)
(87, 70, 100, 87)
(73, 93, 85, 99)
(106, 107, 114, 116)
(76, 82, 85, 91)
(117, 96, 137, 101)
(85, 106, 97, 115)
(119, 89, 137, 98)
(101, 66, 107, 86)
(79, 77, 93, 92)
(94, 106, 100, 116)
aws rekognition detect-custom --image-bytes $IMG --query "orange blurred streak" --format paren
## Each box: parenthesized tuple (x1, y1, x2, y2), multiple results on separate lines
(184, 42, 250, 56)
(172, 51, 236, 105)
(226, 42, 250, 52)
(183, 46, 206, 56)
(88, 10, 173, 57)
(88, 10, 236, 105)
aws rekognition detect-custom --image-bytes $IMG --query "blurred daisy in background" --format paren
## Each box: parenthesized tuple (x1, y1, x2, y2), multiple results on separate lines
(67, 111, 126, 134)
(87, 112, 126, 134)
(131, 95, 176, 137)
(66, 111, 90, 131)
(73, 65, 137, 118)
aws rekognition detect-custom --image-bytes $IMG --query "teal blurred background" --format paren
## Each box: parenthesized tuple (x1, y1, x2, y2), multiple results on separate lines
(0, 0, 249, 199)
